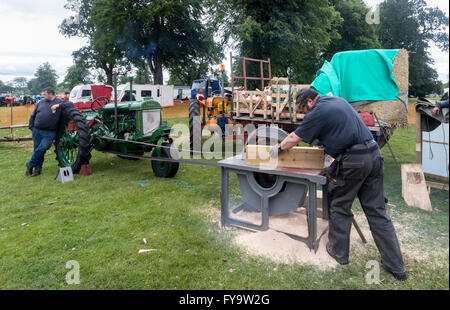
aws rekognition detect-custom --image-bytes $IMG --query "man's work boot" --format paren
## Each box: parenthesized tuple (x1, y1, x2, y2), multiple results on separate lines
(26, 164, 33, 176)
(382, 263, 407, 281)
(388, 271, 407, 281)
(326, 242, 349, 265)
(31, 170, 41, 177)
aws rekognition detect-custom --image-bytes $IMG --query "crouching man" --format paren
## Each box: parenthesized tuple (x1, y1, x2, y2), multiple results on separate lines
(26, 88, 73, 176)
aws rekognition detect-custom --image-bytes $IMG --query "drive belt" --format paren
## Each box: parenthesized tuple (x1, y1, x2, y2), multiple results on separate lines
(102, 149, 224, 167)
(99, 135, 234, 167)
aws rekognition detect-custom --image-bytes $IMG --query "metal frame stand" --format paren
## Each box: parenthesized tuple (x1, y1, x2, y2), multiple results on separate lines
(218, 156, 327, 251)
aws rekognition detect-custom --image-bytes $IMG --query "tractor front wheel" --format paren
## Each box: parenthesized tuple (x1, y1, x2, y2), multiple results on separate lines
(54, 107, 92, 173)
(151, 143, 179, 178)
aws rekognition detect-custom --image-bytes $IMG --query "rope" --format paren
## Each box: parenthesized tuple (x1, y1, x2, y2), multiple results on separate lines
(396, 95, 408, 113)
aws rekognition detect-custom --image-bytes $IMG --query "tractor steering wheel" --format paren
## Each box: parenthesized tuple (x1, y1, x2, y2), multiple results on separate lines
(90, 96, 110, 112)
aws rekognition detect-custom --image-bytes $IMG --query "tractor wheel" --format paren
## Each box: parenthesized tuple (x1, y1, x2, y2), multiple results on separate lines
(188, 98, 201, 155)
(54, 107, 92, 174)
(151, 143, 179, 178)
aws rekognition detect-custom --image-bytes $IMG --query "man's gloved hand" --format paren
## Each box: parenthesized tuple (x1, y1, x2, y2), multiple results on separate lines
(269, 143, 283, 159)
(432, 106, 440, 116)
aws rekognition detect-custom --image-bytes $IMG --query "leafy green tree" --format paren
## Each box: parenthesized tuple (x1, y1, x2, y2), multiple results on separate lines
(211, 68, 230, 87)
(0, 80, 14, 93)
(134, 62, 153, 84)
(100, 0, 223, 85)
(60, 0, 127, 85)
(167, 56, 211, 86)
(323, 0, 381, 60)
(12, 77, 28, 90)
(0, 80, 7, 92)
(27, 63, 58, 94)
(377, 0, 448, 97)
(119, 75, 130, 85)
(226, 0, 342, 86)
(62, 60, 93, 91)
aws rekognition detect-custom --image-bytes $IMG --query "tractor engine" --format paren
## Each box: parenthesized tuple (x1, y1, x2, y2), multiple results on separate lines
(98, 99, 162, 139)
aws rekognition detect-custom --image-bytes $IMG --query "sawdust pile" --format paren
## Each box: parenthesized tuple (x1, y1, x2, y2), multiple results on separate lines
(231, 211, 367, 270)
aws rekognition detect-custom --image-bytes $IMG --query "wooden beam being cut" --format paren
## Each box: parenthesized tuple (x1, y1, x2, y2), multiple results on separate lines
(245, 145, 325, 169)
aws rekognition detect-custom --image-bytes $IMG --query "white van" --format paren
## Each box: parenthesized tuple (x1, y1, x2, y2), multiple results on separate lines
(115, 84, 174, 107)
(173, 86, 190, 100)
(69, 84, 114, 103)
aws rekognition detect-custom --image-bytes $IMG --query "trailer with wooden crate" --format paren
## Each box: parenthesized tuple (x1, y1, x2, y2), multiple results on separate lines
(227, 49, 409, 149)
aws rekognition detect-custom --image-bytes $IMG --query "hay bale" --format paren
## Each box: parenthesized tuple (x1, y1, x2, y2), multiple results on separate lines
(392, 48, 409, 93)
(354, 49, 409, 128)
(355, 100, 408, 127)
(271, 77, 289, 85)
(277, 77, 289, 85)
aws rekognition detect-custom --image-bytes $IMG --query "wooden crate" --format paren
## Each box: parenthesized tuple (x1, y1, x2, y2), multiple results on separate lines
(245, 145, 325, 169)
(233, 84, 311, 122)
(270, 85, 308, 121)
(234, 90, 270, 119)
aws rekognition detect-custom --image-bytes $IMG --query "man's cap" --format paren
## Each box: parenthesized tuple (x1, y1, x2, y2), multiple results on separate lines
(296, 88, 314, 105)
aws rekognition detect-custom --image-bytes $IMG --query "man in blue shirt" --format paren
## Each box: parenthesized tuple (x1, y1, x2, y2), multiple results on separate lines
(270, 88, 407, 281)
(27, 88, 73, 176)
(432, 91, 449, 116)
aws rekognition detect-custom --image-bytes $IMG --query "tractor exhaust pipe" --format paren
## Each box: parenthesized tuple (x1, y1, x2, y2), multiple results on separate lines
(113, 72, 118, 135)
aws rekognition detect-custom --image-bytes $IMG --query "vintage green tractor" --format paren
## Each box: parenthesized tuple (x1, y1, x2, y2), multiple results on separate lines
(54, 85, 179, 178)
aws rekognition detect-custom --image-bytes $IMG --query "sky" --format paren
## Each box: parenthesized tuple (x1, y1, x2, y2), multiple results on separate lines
(0, 0, 448, 87)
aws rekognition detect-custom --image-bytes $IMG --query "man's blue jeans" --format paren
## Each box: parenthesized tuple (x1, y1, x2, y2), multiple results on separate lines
(27, 128, 56, 172)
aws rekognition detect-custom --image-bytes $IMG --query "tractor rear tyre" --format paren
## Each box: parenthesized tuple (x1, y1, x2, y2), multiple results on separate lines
(151, 143, 179, 178)
(188, 98, 201, 155)
(54, 106, 92, 174)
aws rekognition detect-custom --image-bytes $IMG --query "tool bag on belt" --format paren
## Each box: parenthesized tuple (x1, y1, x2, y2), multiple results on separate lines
(325, 139, 378, 188)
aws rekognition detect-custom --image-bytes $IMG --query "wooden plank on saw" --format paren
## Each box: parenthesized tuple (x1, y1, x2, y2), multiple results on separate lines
(245, 145, 325, 169)
(401, 164, 432, 211)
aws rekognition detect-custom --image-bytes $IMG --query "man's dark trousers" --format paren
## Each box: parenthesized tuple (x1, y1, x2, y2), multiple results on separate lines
(27, 128, 56, 173)
(327, 141, 406, 274)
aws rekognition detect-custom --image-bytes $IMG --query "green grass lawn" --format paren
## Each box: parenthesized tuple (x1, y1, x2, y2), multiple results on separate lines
(0, 120, 448, 290)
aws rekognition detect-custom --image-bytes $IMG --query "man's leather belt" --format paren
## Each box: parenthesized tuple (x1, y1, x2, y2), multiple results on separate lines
(345, 139, 378, 155)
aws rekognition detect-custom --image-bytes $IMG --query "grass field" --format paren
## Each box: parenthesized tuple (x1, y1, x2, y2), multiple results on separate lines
(0, 118, 448, 289)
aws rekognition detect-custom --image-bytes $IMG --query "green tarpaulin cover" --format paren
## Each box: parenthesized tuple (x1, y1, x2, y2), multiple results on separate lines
(311, 49, 401, 103)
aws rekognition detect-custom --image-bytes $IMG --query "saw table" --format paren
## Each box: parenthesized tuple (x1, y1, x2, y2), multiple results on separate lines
(218, 155, 328, 251)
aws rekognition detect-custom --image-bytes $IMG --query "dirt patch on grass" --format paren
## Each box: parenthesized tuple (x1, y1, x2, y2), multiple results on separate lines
(162, 102, 188, 119)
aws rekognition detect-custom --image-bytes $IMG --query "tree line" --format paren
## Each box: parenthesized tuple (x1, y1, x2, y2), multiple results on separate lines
(2, 0, 448, 97)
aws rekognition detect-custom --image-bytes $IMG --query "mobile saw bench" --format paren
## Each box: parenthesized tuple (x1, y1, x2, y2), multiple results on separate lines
(218, 155, 329, 251)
